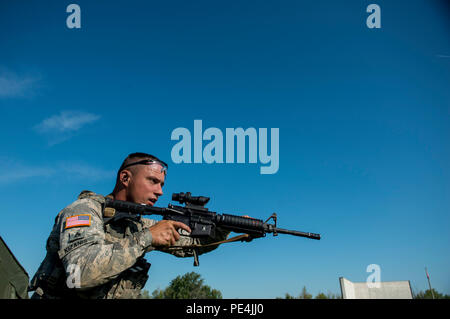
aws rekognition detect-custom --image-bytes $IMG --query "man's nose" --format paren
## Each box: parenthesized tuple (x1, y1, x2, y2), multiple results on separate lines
(155, 184, 163, 197)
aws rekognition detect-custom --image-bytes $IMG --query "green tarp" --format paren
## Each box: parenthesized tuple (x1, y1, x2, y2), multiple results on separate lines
(0, 236, 29, 299)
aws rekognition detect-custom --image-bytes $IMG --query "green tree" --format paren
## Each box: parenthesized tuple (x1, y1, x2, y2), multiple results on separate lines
(276, 293, 296, 299)
(315, 292, 328, 299)
(138, 289, 151, 299)
(298, 286, 312, 299)
(314, 291, 341, 299)
(151, 272, 222, 299)
(326, 291, 341, 299)
(413, 288, 450, 299)
(278, 287, 341, 299)
(277, 286, 312, 299)
(151, 288, 165, 299)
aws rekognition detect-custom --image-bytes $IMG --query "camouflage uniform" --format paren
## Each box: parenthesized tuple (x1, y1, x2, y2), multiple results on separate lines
(29, 191, 229, 299)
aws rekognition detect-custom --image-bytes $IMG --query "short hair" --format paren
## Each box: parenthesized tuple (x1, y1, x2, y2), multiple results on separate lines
(116, 152, 167, 182)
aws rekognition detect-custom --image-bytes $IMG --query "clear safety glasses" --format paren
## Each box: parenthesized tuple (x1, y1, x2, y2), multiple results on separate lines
(120, 159, 168, 174)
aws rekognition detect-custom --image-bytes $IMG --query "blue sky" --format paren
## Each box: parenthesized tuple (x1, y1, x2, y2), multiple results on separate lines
(0, 0, 449, 298)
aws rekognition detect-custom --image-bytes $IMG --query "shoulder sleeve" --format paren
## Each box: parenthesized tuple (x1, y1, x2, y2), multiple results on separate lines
(57, 197, 153, 290)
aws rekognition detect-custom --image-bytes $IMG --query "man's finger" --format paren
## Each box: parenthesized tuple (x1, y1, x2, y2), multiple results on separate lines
(171, 221, 192, 233)
(171, 227, 181, 242)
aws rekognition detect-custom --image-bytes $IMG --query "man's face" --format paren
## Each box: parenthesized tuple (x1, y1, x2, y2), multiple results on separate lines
(126, 164, 165, 206)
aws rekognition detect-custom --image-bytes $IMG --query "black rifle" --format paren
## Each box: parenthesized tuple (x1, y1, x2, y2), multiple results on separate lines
(104, 192, 320, 266)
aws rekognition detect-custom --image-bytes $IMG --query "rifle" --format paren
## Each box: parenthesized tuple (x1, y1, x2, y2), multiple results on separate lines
(103, 192, 320, 266)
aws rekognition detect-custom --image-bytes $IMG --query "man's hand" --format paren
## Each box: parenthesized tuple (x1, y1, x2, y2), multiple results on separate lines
(149, 220, 192, 247)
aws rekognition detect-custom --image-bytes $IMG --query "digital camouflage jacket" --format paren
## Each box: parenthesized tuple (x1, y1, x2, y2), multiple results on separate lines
(29, 191, 229, 299)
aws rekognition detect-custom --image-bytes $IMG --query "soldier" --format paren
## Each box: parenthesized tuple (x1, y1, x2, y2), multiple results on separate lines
(29, 152, 229, 299)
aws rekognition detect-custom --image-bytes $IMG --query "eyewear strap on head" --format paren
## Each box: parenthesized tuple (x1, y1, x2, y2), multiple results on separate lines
(120, 159, 168, 173)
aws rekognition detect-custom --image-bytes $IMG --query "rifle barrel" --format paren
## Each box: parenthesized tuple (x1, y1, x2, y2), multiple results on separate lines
(275, 228, 321, 240)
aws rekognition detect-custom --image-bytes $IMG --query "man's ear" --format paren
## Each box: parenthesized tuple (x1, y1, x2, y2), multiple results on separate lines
(119, 170, 132, 187)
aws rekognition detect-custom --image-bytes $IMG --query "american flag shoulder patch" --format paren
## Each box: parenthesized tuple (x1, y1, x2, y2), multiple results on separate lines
(64, 214, 91, 229)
